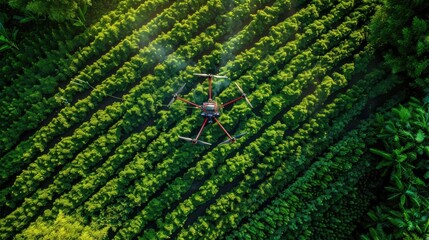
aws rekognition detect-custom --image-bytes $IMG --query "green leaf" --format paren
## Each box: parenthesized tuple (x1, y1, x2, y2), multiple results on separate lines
(0, 35, 10, 44)
(393, 175, 404, 190)
(0, 44, 11, 52)
(368, 211, 378, 221)
(400, 194, 406, 207)
(370, 148, 393, 161)
(388, 217, 405, 228)
(416, 129, 425, 143)
(424, 171, 429, 179)
(369, 227, 380, 239)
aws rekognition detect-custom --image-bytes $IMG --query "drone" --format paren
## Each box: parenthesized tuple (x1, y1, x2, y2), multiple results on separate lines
(167, 73, 253, 146)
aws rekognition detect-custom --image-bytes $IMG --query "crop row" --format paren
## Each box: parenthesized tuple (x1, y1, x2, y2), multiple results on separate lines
(57, 0, 318, 228)
(1, 0, 276, 206)
(0, 0, 388, 236)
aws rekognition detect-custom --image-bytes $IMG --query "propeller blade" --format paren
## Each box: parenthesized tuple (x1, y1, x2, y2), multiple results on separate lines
(178, 136, 194, 142)
(167, 97, 176, 108)
(220, 138, 233, 145)
(74, 78, 88, 84)
(234, 82, 244, 94)
(167, 83, 186, 108)
(176, 83, 186, 95)
(235, 132, 248, 139)
(212, 75, 228, 79)
(234, 82, 253, 108)
(220, 132, 247, 145)
(196, 140, 212, 146)
(178, 136, 212, 145)
(194, 73, 211, 77)
(244, 96, 254, 108)
(194, 73, 228, 79)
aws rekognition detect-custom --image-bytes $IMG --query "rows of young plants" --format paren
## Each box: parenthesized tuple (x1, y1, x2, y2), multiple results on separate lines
(4, 0, 280, 206)
(1, 0, 412, 238)
(0, 0, 234, 187)
(81, 0, 341, 224)
(0, 0, 312, 234)
(102, 0, 372, 236)
(48, 0, 315, 227)
(83, 0, 366, 235)
(153, 46, 400, 239)
(0, 0, 231, 223)
(228, 112, 385, 239)
(0, 0, 290, 236)
(0, 0, 208, 153)
(110, 3, 382, 238)
(0, 0, 157, 107)
(181, 69, 405, 239)
(2, 0, 310, 210)
(0, 0, 150, 78)
(0, 0, 172, 100)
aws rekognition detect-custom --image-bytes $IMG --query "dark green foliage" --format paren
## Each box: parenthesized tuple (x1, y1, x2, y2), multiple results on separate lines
(363, 98, 429, 239)
(369, 0, 429, 88)
(6, 0, 91, 21)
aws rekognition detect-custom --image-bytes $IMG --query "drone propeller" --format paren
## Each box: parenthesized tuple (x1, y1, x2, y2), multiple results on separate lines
(71, 79, 124, 101)
(178, 136, 212, 146)
(193, 73, 228, 79)
(167, 83, 186, 108)
(219, 132, 248, 145)
(234, 82, 253, 108)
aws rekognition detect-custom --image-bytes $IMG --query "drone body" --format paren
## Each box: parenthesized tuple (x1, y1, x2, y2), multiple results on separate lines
(201, 101, 220, 123)
(167, 73, 252, 146)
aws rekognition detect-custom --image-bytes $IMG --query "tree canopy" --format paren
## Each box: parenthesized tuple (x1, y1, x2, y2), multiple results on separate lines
(4, 0, 91, 21)
(369, 0, 429, 89)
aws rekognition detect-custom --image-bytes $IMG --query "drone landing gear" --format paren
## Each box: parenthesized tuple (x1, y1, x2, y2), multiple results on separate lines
(178, 118, 212, 146)
(178, 117, 247, 146)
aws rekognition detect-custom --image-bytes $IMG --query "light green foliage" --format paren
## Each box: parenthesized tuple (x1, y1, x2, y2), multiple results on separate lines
(16, 211, 108, 239)
(0, 0, 425, 239)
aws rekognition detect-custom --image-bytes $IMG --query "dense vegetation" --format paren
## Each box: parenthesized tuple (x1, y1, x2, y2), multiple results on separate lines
(0, 0, 428, 239)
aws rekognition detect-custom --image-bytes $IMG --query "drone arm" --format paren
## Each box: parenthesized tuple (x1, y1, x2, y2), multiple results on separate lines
(208, 77, 213, 100)
(176, 96, 201, 108)
(221, 96, 244, 108)
(213, 117, 234, 141)
(195, 118, 209, 142)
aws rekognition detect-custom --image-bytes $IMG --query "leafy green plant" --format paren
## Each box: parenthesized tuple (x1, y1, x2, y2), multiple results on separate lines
(0, 21, 18, 52)
(364, 98, 429, 239)
(73, 4, 88, 28)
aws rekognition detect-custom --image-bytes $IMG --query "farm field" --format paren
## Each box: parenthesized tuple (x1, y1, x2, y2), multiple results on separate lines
(1, 0, 428, 239)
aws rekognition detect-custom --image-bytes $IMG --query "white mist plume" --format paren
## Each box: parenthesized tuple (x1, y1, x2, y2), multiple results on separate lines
(212, 77, 231, 98)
